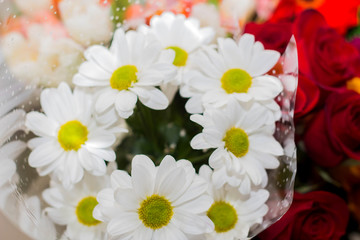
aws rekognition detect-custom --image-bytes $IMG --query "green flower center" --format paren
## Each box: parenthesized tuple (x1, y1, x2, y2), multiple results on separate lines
(221, 68, 252, 94)
(223, 127, 249, 157)
(110, 65, 138, 91)
(138, 194, 174, 229)
(207, 201, 238, 233)
(166, 46, 188, 67)
(76, 196, 101, 226)
(58, 120, 88, 151)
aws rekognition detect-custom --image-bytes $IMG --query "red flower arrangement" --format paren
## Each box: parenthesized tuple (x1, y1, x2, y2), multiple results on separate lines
(259, 191, 349, 240)
(245, 1, 360, 239)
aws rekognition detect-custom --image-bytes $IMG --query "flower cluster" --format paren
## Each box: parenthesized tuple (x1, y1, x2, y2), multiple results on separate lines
(0, 1, 301, 240)
(13, 10, 286, 239)
(0, 3, 291, 238)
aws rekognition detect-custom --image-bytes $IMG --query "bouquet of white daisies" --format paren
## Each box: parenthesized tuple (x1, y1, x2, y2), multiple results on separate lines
(0, 8, 297, 240)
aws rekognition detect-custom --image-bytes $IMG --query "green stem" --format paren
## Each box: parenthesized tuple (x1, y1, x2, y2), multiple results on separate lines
(187, 151, 213, 164)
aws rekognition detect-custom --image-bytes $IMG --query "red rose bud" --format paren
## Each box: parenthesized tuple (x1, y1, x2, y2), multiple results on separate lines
(304, 90, 360, 167)
(244, 21, 293, 54)
(294, 10, 360, 92)
(259, 191, 349, 240)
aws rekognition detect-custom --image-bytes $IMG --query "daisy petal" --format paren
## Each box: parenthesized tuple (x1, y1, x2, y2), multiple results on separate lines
(132, 225, 153, 240)
(136, 87, 169, 110)
(86, 133, 116, 148)
(173, 210, 214, 234)
(153, 222, 188, 240)
(249, 134, 283, 156)
(28, 141, 63, 168)
(248, 76, 283, 100)
(111, 170, 132, 189)
(107, 213, 141, 236)
(25, 112, 58, 137)
(132, 164, 155, 199)
(240, 189, 269, 215)
(114, 188, 140, 210)
(96, 188, 115, 207)
(190, 133, 213, 149)
(86, 147, 116, 162)
(95, 89, 118, 113)
(176, 194, 213, 214)
(114, 91, 137, 118)
(157, 168, 186, 202)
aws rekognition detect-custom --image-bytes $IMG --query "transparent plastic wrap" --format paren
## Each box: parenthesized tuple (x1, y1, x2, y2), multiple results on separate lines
(0, 1, 298, 239)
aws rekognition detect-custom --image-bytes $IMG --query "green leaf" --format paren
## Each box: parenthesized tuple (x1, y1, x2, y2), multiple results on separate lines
(341, 158, 360, 167)
(316, 167, 341, 187)
(347, 25, 360, 40)
(295, 184, 320, 194)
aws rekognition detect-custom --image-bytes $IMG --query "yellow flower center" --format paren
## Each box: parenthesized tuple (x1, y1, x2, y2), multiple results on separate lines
(166, 46, 188, 67)
(58, 120, 88, 151)
(347, 77, 360, 94)
(110, 65, 138, 91)
(223, 127, 249, 157)
(138, 194, 174, 229)
(207, 201, 238, 233)
(76, 196, 101, 227)
(221, 69, 252, 94)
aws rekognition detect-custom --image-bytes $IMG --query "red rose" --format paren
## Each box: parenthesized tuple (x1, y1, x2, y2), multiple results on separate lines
(304, 90, 360, 167)
(259, 191, 349, 240)
(270, 0, 360, 34)
(295, 72, 320, 119)
(294, 10, 360, 91)
(244, 22, 293, 54)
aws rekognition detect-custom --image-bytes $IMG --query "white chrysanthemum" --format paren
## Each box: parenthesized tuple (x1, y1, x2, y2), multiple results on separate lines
(25, 82, 126, 188)
(199, 165, 269, 240)
(190, 101, 283, 194)
(73, 28, 176, 119)
(1, 23, 84, 87)
(139, 11, 214, 101)
(181, 34, 282, 114)
(43, 164, 116, 240)
(59, 0, 113, 46)
(18, 195, 57, 240)
(94, 155, 214, 239)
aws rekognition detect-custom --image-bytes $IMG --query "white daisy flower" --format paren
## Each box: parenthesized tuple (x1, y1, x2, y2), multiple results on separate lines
(25, 82, 126, 188)
(94, 155, 214, 239)
(190, 101, 283, 194)
(43, 165, 115, 240)
(73, 28, 176, 119)
(199, 165, 269, 240)
(181, 34, 282, 114)
(18, 195, 57, 240)
(139, 11, 215, 101)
